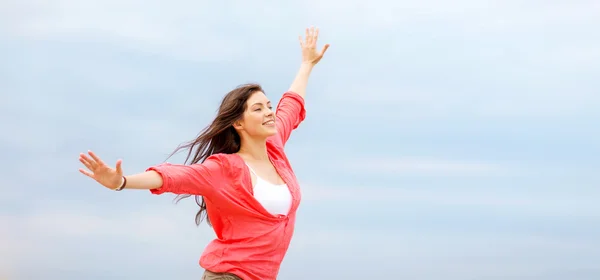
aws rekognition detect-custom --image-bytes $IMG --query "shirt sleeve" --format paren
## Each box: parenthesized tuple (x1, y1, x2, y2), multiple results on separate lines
(274, 91, 307, 146)
(145, 154, 227, 198)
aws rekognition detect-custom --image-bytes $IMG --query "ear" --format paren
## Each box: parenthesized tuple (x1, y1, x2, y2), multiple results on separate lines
(232, 119, 243, 131)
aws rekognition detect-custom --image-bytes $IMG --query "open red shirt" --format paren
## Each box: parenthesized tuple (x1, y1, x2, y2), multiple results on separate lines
(146, 92, 306, 280)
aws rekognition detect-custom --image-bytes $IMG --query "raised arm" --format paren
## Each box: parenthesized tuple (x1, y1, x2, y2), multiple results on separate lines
(275, 27, 329, 145)
(78, 150, 224, 198)
(288, 26, 330, 99)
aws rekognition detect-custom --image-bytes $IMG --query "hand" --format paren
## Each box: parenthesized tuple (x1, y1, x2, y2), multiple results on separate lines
(299, 26, 330, 65)
(78, 150, 124, 190)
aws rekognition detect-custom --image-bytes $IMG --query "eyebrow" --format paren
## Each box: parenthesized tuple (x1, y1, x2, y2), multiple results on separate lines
(251, 101, 271, 107)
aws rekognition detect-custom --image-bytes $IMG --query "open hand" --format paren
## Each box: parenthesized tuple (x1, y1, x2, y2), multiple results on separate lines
(79, 150, 123, 190)
(299, 26, 330, 65)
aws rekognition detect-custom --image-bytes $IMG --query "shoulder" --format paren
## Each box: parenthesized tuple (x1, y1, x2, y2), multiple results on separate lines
(204, 153, 233, 163)
(204, 153, 244, 177)
(279, 91, 305, 106)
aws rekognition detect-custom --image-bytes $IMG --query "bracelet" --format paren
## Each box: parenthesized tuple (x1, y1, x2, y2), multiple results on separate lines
(115, 176, 127, 191)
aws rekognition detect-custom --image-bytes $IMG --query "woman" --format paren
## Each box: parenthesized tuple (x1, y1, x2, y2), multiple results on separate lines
(77, 27, 329, 280)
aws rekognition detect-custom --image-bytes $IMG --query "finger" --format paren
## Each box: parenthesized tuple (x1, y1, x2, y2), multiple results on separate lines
(80, 153, 96, 167)
(87, 150, 106, 166)
(115, 159, 123, 176)
(305, 27, 312, 45)
(320, 43, 330, 56)
(298, 35, 304, 47)
(313, 28, 320, 47)
(79, 155, 95, 170)
(79, 168, 94, 178)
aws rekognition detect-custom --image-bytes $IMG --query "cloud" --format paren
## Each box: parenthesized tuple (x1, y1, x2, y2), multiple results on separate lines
(283, 220, 600, 279)
(320, 80, 599, 119)
(330, 156, 508, 176)
(3, 0, 599, 120)
(299, 182, 599, 219)
(0, 201, 217, 276)
(1, 0, 250, 61)
(4, 189, 599, 279)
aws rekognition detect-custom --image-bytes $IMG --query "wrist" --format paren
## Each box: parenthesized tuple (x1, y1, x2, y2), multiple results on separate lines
(114, 176, 127, 191)
(300, 61, 315, 68)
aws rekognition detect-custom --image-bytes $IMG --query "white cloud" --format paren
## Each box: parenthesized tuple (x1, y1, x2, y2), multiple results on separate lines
(299, 181, 599, 218)
(317, 59, 599, 118)
(3, 0, 599, 120)
(0, 220, 20, 279)
(299, 0, 599, 32)
(319, 70, 599, 119)
(5, 0, 599, 60)
(284, 225, 600, 279)
(0, 202, 217, 272)
(1, 0, 247, 61)
(2, 181, 599, 279)
(292, 227, 593, 257)
(332, 157, 507, 176)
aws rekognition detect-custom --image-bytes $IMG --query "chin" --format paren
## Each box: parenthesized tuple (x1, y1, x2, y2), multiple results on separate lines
(263, 127, 278, 137)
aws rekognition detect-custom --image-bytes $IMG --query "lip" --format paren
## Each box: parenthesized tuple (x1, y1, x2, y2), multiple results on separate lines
(262, 119, 275, 125)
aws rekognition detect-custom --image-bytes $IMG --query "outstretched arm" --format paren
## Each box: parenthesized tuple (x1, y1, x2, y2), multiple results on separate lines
(288, 26, 330, 99)
(78, 150, 224, 197)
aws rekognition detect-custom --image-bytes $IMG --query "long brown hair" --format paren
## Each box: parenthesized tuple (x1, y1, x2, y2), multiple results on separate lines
(169, 83, 263, 226)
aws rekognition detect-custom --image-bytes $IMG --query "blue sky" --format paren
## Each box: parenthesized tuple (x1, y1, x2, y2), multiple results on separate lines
(1, 0, 599, 279)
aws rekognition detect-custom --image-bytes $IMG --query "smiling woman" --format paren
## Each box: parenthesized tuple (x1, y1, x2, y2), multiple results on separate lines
(77, 27, 329, 280)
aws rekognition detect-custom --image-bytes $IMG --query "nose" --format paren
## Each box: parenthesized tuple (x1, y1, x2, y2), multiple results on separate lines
(265, 107, 274, 116)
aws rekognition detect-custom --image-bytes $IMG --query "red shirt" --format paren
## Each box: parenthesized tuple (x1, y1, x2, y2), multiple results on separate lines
(146, 92, 306, 280)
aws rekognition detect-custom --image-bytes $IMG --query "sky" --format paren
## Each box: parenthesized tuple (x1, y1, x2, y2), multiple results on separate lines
(1, 0, 599, 279)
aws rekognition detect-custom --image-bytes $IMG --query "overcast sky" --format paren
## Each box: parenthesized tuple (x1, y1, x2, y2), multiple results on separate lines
(1, 0, 599, 279)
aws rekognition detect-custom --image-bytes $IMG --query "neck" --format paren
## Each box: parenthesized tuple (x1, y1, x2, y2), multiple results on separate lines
(237, 137, 269, 161)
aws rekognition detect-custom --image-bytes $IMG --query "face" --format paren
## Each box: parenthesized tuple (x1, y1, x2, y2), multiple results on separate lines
(235, 91, 277, 138)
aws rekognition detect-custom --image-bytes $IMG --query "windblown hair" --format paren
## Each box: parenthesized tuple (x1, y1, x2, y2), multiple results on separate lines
(169, 83, 264, 226)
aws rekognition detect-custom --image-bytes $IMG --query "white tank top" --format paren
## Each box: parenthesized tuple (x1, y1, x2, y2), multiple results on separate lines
(245, 163, 292, 216)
